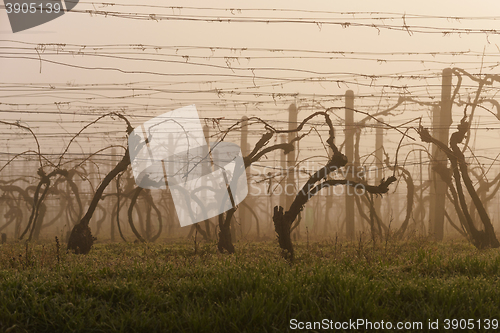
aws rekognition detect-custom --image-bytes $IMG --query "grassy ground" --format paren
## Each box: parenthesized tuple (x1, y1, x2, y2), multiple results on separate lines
(1, 236, 500, 332)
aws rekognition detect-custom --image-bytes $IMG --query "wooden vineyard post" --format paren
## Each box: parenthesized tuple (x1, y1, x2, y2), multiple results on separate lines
(109, 148, 116, 241)
(203, 125, 212, 239)
(374, 118, 384, 218)
(167, 133, 177, 233)
(279, 134, 287, 209)
(345, 90, 355, 239)
(286, 104, 297, 211)
(419, 150, 425, 234)
(238, 116, 249, 238)
(0, 158, 5, 239)
(287, 104, 298, 238)
(324, 128, 335, 235)
(88, 155, 98, 237)
(429, 68, 453, 241)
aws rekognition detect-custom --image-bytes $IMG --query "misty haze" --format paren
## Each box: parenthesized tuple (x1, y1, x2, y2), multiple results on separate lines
(1, 1, 500, 332)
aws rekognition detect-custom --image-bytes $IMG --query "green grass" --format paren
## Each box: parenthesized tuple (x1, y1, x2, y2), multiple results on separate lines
(1, 237, 500, 332)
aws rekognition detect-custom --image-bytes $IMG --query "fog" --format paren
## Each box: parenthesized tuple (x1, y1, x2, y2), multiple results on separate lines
(1, 1, 500, 244)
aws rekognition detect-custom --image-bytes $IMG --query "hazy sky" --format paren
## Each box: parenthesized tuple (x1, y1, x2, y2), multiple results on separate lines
(1, 1, 500, 180)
